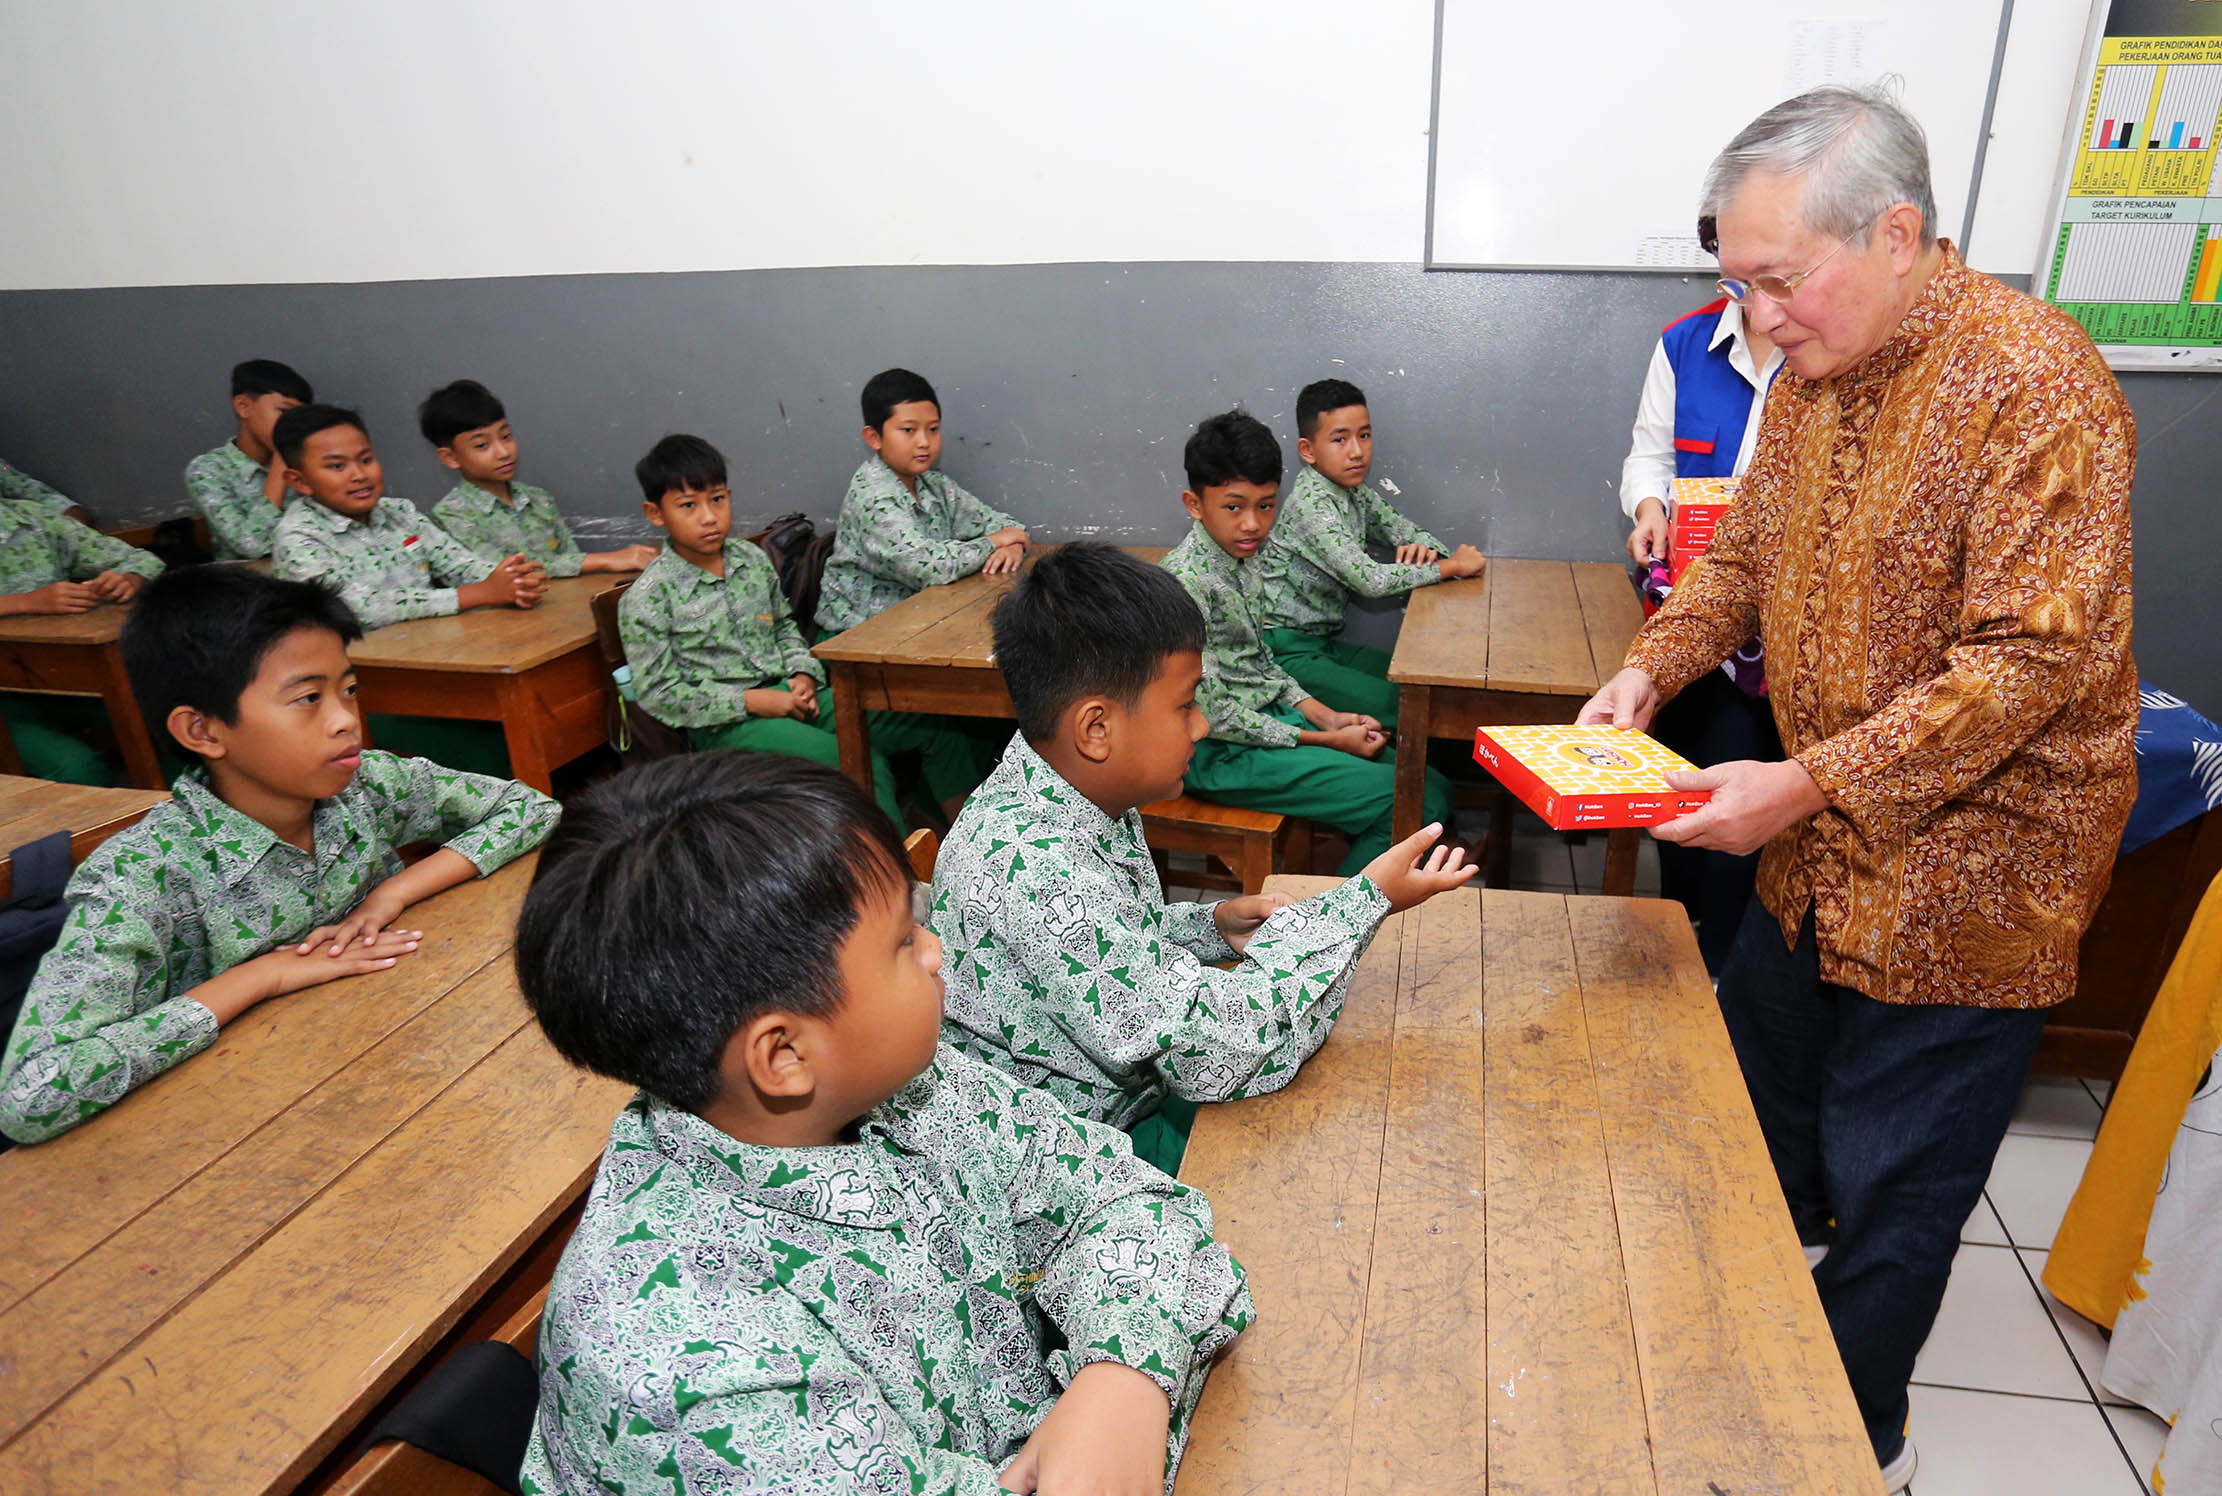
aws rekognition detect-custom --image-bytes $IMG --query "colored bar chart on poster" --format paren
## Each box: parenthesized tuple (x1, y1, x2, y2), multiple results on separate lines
(2041, 2, 2222, 366)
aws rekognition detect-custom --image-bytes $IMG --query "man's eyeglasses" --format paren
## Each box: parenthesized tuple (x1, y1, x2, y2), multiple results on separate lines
(1716, 215, 1878, 305)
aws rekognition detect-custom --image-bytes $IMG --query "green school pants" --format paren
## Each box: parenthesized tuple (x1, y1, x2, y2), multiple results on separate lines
(812, 628, 1007, 805)
(1184, 706, 1452, 875)
(1127, 1094, 1198, 1176)
(366, 714, 512, 780)
(1263, 629, 1400, 727)
(0, 694, 122, 786)
(690, 685, 906, 830)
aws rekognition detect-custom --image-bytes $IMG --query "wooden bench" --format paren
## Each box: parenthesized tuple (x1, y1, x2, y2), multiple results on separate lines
(1141, 795, 1309, 896)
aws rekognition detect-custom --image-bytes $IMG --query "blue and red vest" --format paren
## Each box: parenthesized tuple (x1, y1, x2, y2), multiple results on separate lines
(1660, 298, 1772, 480)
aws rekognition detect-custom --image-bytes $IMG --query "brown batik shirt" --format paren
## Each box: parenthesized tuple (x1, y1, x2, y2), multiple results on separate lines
(1625, 244, 2137, 1009)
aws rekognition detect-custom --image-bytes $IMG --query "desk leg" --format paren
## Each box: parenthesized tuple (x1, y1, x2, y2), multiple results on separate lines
(498, 676, 556, 795)
(98, 643, 166, 789)
(1393, 683, 1431, 844)
(829, 662, 874, 794)
(1603, 828, 1639, 897)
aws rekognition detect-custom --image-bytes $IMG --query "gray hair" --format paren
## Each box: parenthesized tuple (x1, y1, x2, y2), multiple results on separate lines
(1701, 85, 1937, 249)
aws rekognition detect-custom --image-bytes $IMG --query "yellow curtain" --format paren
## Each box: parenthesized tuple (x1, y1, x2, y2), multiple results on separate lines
(2044, 870, 2222, 1328)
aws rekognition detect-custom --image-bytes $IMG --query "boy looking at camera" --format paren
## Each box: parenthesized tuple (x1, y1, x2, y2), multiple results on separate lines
(932, 542, 1474, 1172)
(0, 567, 557, 1144)
(514, 752, 1252, 1496)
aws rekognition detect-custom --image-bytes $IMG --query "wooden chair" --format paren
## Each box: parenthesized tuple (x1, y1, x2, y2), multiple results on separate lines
(587, 581, 691, 763)
(318, 1289, 546, 1496)
(904, 827, 940, 882)
(1140, 795, 1310, 896)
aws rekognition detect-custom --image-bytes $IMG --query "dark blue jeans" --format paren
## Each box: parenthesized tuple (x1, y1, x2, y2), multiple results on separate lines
(1651, 669, 1782, 973)
(1715, 901, 2047, 1464)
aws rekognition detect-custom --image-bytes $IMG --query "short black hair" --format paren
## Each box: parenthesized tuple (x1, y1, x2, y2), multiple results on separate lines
(273, 404, 370, 468)
(122, 566, 364, 762)
(634, 433, 727, 503)
(230, 359, 313, 403)
(861, 368, 938, 431)
(1182, 409, 1282, 494)
(417, 379, 507, 448)
(991, 541, 1205, 742)
(514, 753, 911, 1110)
(1296, 379, 1369, 439)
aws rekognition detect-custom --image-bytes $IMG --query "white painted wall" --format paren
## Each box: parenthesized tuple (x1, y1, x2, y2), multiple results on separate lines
(0, 0, 2086, 290)
(0, 0, 1435, 289)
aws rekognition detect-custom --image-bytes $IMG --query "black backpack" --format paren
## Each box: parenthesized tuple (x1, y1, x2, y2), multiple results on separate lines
(0, 830, 74, 1151)
(756, 513, 838, 636)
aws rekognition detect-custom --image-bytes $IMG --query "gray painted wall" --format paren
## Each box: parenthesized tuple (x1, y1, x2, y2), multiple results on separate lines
(0, 260, 2214, 713)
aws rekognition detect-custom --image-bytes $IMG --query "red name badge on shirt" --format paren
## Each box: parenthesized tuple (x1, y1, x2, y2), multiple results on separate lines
(402, 534, 421, 550)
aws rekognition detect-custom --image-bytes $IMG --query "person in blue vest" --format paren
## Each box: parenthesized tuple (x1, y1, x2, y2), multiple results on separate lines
(1616, 213, 1785, 972)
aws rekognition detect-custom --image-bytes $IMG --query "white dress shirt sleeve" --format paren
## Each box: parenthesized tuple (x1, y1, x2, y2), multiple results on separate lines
(1618, 340, 1677, 520)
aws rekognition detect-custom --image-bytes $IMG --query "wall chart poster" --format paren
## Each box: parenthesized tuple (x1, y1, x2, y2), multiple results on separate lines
(2043, 0, 2222, 368)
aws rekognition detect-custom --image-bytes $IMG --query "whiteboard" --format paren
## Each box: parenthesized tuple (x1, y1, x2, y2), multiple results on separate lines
(1425, 0, 2014, 271)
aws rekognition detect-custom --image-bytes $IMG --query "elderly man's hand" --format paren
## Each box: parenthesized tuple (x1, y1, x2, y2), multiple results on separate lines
(1577, 667, 1662, 732)
(1653, 759, 1829, 856)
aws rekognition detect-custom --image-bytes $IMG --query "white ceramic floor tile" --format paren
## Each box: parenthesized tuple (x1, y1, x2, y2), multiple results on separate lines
(2009, 1078, 2106, 1140)
(1906, 1384, 2146, 1496)
(1962, 1193, 2011, 1245)
(2106, 1404, 2170, 1495)
(1985, 1133, 2094, 1250)
(1912, 1244, 2089, 1400)
(2084, 1078, 2114, 1106)
(2018, 1249, 2133, 1407)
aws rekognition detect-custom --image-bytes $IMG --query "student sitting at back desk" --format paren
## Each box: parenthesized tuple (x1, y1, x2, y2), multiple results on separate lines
(514, 752, 1252, 1496)
(0, 566, 557, 1144)
(0, 497, 162, 785)
(0, 456, 90, 522)
(183, 358, 313, 561)
(931, 542, 1475, 1173)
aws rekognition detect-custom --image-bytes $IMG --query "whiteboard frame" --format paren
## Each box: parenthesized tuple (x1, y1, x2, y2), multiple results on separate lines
(2034, 0, 2222, 371)
(1422, 0, 2008, 274)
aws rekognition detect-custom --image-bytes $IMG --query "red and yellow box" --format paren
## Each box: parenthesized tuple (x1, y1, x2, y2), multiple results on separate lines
(1471, 725, 1712, 830)
(1668, 476, 1738, 585)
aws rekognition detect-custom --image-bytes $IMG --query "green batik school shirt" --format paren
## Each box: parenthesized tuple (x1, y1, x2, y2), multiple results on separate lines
(0, 497, 162, 597)
(0, 458, 77, 518)
(518, 1045, 1252, 1496)
(182, 440, 288, 560)
(1257, 464, 1448, 636)
(1159, 523, 1312, 748)
(618, 540, 824, 730)
(431, 480, 586, 578)
(0, 750, 558, 1145)
(270, 496, 491, 631)
(931, 735, 1391, 1129)
(815, 456, 1020, 632)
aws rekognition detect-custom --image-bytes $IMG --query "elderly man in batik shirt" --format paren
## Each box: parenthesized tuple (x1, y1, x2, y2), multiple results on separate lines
(1582, 87, 2136, 1492)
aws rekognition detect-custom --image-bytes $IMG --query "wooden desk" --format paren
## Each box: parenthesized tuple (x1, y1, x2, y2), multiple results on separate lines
(0, 607, 164, 789)
(350, 575, 625, 793)
(0, 857, 632, 1495)
(814, 547, 1167, 790)
(1389, 558, 1647, 893)
(1178, 879, 1879, 1495)
(0, 775, 169, 900)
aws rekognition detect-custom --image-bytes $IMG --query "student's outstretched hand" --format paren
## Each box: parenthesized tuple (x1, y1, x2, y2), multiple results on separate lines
(786, 673, 820, 718)
(982, 541, 1026, 576)
(14, 580, 103, 614)
(1437, 543, 1487, 580)
(89, 570, 147, 603)
(1360, 822, 1477, 913)
(1395, 541, 1442, 565)
(1576, 667, 1662, 732)
(1211, 890, 1297, 954)
(999, 1362, 1168, 1496)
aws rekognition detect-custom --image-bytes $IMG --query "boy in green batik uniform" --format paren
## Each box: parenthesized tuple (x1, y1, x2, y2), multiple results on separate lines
(419, 379, 656, 578)
(1258, 378, 1486, 727)
(512, 752, 1251, 1496)
(815, 367, 1026, 812)
(1163, 410, 1452, 873)
(930, 543, 1476, 1173)
(182, 359, 314, 560)
(620, 433, 903, 827)
(0, 567, 557, 1145)
(0, 496, 164, 784)
(0, 456, 86, 520)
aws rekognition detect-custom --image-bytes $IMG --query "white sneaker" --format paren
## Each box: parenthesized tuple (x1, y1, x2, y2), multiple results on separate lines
(1803, 1242, 1830, 1270)
(1880, 1438, 1917, 1492)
